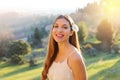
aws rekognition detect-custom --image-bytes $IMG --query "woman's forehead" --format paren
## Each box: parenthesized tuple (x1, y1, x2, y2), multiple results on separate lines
(54, 18, 69, 25)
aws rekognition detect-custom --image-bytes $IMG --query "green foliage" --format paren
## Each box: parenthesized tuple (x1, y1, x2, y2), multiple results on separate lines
(10, 55, 25, 64)
(77, 21, 88, 44)
(114, 29, 120, 42)
(8, 40, 31, 64)
(0, 32, 13, 58)
(96, 19, 114, 42)
(111, 44, 120, 54)
(0, 43, 9, 57)
(82, 43, 96, 56)
(9, 40, 31, 56)
(33, 27, 42, 43)
(96, 19, 115, 51)
(30, 27, 44, 48)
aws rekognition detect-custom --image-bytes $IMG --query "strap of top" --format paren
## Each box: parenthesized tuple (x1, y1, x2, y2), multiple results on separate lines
(53, 48, 77, 64)
(65, 48, 80, 65)
(66, 49, 76, 60)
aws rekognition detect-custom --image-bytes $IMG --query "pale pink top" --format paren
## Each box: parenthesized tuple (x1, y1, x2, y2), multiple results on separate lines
(47, 50, 79, 80)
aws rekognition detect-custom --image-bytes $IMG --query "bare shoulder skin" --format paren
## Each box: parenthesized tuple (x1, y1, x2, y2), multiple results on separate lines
(68, 50, 87, 80)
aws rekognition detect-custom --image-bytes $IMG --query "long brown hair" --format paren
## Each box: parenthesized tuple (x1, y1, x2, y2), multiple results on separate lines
(41, 15, 80, 80)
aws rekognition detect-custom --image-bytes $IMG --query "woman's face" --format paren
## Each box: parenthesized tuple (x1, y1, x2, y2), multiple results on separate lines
(52, 18, 73, 43)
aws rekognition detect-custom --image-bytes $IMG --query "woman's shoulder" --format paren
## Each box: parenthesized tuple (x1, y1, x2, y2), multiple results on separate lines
(68, 48, 87, 80)
(68, 48, 84, 66)
(71, 47, 82, 58)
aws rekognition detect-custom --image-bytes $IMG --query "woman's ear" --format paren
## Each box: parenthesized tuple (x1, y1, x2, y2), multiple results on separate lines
(70, 30, 74, 36)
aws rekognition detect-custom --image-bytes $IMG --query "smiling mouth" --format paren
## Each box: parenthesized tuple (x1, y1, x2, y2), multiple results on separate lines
(56, 34, 64, 38)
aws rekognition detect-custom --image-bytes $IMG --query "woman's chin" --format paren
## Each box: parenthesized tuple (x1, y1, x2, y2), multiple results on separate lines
(54, 39, 65, 43)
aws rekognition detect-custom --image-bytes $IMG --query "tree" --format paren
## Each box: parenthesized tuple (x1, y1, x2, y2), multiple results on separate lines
(32, 27, 43, 48)
(77, 21, 88, 44)
(96, 19, 114, 51)
(0, 30, 14, 58)
(8, 40, 31, 64)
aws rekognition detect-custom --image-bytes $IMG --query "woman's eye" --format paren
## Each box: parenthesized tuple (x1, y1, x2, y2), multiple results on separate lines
(63, 26, 68, 29)
(54, 26, 58, 28)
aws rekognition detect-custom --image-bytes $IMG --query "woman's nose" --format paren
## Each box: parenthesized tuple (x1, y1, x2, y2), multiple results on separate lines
(57, 27, 62, 32)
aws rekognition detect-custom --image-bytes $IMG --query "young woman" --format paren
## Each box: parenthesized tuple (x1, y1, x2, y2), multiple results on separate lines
(42, 15, 87, 80)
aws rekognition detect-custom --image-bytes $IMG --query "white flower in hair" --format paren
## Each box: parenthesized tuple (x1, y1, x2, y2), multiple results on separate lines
(65, 15, 74, 24)
(72, 24, 79, 32)
(65, 15, 79, 32)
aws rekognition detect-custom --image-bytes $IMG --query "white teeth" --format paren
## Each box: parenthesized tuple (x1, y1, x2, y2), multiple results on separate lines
(57, 34, 63, 36)
(56, 34, 63, 37)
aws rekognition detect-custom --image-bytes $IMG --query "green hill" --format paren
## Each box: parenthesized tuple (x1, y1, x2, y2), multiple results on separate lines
(85, 52, 120, 80)
(0, 48, 120, 80)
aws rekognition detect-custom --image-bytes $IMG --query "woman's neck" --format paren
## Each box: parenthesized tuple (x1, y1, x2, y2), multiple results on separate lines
(57, 42, 72, 55)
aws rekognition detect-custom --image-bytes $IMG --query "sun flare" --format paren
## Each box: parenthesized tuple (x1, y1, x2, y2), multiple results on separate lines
(100, 0, 120, 27)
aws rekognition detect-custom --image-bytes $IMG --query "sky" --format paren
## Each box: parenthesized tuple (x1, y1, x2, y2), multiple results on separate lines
(0, 0, 100, 14)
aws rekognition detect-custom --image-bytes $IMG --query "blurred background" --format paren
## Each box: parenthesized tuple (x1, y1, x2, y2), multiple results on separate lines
(0, 0, 120, 80)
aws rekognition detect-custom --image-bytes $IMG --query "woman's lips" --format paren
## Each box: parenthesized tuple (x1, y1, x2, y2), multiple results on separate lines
(56, 34, 64, 38)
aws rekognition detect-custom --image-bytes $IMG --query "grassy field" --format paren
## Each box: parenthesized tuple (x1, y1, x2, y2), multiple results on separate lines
(0, 48, 45, 80)
(85, 52, 120, 80)
(0, 48, 120, 80)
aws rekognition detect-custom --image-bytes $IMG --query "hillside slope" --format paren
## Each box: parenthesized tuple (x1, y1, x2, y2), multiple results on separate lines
(0, 49, 120, 80)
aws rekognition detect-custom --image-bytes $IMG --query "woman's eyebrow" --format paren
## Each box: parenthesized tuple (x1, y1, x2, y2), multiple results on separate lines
(62, 24, 68, 27)
(53, 23, 58, 25)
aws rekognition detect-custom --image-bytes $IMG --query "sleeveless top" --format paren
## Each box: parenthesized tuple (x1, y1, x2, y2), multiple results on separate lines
(47, 50, 78, 80)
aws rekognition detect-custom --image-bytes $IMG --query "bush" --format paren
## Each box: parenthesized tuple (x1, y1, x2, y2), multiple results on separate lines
(8, 40, 31, 64)
(111, 44, 120, 54)
(10, 55, 26, 64)
(77, 21, 88, 44)
(82, 43, 96, 56)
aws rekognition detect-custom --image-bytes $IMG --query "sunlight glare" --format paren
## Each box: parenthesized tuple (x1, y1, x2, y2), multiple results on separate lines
(0, 0, 100, 13)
